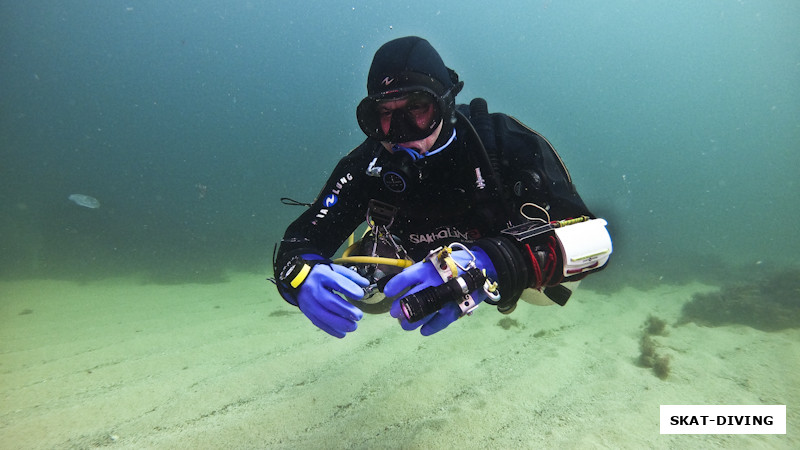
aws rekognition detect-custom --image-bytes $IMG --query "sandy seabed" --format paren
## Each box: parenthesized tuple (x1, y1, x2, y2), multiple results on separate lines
(0, 274, 797, 449)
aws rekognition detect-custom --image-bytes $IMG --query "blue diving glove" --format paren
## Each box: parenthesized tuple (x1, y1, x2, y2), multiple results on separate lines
(292, 259, 369, 338)
(385, 247, 496, 336)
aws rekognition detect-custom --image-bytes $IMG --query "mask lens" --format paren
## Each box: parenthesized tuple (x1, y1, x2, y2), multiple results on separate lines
(357, 91, 442, 143)
(399, 92, 436, 131)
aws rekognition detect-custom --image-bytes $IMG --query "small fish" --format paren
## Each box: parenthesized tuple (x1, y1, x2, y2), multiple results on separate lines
(68, 194, 101, 209)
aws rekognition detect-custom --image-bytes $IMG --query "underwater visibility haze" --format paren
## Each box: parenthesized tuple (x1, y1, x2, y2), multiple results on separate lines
(1, 1, 797, 284)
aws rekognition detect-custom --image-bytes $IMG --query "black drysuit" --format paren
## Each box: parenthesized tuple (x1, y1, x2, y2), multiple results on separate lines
(275, 104, 600, 308)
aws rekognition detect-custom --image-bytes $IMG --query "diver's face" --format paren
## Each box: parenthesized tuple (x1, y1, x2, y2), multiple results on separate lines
(377, 96, 437, 134)
(381, 121, 443, 154)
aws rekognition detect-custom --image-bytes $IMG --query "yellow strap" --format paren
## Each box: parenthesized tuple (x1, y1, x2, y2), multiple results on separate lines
(434, 247, 458, 280)
(442, 255, 459, 279)
(289, 264, 312, 289)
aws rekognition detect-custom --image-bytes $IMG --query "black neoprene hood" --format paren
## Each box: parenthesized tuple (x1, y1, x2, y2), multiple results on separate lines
(366, 36, 455, 98)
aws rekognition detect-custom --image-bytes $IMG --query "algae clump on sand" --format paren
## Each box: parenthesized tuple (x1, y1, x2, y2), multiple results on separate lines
(678, 269, 800, 332)
(637, 315, 672, 380)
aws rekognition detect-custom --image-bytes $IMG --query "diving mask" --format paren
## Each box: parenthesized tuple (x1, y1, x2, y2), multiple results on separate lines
(357, 89, 443, 143)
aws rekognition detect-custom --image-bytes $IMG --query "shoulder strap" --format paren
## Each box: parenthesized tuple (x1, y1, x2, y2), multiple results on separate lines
(461, 99, 513, 220)
(468, 98, 503, 179)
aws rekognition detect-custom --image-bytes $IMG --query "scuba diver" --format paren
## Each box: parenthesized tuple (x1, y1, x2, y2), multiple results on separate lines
(273, 36, 612, 338)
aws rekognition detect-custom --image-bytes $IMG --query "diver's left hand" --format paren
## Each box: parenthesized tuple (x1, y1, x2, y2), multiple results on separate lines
(384, 249, 493, 336)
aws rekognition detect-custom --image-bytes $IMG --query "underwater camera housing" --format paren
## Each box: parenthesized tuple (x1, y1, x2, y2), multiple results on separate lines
(333, 201, 414, 313)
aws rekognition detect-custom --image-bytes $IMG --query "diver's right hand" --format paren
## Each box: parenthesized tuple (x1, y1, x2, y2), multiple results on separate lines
(296, 263, 368, 338)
